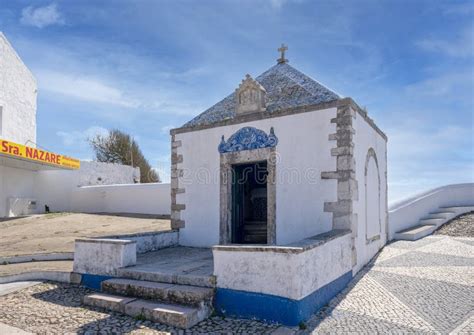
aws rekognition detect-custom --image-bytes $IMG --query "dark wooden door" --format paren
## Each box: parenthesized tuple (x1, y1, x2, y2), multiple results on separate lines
(231, 162, 268, 244)
(231, 165, 245, 243)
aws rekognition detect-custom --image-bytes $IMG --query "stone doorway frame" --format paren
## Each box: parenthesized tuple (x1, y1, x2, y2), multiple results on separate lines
(219, 147, 277, 245)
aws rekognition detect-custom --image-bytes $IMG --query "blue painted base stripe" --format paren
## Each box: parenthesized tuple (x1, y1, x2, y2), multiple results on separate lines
(215, 270, 352, 326)
(80, 274, 114, 290)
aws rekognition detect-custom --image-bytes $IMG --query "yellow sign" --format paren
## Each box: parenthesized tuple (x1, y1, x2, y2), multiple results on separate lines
(0, 139, 80, 169)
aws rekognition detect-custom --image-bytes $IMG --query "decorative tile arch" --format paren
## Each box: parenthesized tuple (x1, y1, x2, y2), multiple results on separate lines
(218, 127, 278, 154)
(364, 148, 381, 243)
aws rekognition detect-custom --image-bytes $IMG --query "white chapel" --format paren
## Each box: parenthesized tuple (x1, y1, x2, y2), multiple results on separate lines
(171, 46, 388, 274)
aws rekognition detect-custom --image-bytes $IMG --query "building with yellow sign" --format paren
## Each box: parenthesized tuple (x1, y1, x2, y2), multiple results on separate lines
(0, 32, 82, 217)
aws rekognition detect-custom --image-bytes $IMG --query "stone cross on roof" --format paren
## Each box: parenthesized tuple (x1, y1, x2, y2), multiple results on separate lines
(277, 43, 288, 64)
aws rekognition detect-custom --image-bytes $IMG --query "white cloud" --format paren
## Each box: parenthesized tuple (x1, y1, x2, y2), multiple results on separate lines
(417, 27, 474, 58)
(404, 72, 472, 97)
(57, 126, 108, 147)
(12, 35, 207, 119)
(20, 3, 64, 28)
(387, 121, 474, 202)
(37, 70, 140, 108)
(388, 124, 471, 159)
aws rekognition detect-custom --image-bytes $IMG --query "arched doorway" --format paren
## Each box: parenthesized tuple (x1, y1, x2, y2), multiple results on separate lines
(365, 148, 381, 242)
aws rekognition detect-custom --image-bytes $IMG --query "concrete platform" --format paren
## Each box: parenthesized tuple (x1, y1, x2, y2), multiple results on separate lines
(118, 247, 215, 288)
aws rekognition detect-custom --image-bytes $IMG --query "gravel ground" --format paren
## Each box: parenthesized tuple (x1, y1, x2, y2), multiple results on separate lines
(0, 282, 280, 334)
(0, 213, 171, 257)
(434, 212, 474, 237)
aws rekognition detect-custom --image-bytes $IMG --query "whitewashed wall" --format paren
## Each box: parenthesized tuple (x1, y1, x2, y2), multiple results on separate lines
(353, 114, 387, 274)
(77, 161, 140, 186)
(34, 171, 170, 215)
(0, 165, 36, 217)
(388, 183, 474, 239)
(0, 162, 168, 217)
(213, 232, 351, 299)
(72, 183, 170, 215)
(33, 161, 141, 213)
(176, 108, 338, 247)
(0, 33, 37, 145)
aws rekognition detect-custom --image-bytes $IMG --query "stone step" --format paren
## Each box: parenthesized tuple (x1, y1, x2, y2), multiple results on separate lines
(83, 293, 136, 314)
(394, 224, 437, 241)
(429, 210, 456, 215)
(438, 205, 474, 213)
(125, 298, 210, 329)
(244, 224, 267, 231)
(423, 212, 455, 219)
(83, 292, 209, 329)
(419, 218, 446, 227)
(101, 278, 214, 307)
(117, 268, 216, 288)
(243, 234, 267, 243)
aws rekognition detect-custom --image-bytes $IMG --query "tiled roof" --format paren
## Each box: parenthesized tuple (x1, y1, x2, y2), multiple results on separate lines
(183, 62, 341, 128)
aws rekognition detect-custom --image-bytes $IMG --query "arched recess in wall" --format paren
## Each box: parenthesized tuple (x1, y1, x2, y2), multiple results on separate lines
(365, 148, 381, 242)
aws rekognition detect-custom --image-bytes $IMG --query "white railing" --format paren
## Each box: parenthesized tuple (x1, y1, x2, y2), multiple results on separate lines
(388, 183, 474, 240)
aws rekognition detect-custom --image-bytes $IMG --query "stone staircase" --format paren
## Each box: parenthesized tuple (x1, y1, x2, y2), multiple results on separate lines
(84, 278, 214, 329)
(82, 247, 216, 329)
(394, 205, 474, 241)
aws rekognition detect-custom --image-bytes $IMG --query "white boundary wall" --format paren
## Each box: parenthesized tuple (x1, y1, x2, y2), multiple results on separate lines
(35, 171, 170, 216)
(388, 183, 474, 240)
(2, 167, 170, 217)
(72, 183, 170, 215)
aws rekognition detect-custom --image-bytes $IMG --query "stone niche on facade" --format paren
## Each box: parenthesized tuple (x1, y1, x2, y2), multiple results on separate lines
(235, 74, 267, 116)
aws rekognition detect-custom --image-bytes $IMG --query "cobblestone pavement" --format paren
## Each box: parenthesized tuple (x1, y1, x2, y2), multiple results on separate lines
(0, 215, 472, 334)
(0, 282, 279, 334)
(299, 234, 474, 334)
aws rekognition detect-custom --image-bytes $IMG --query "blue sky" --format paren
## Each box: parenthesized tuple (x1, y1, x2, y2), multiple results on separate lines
(1, 0, 472, 202)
